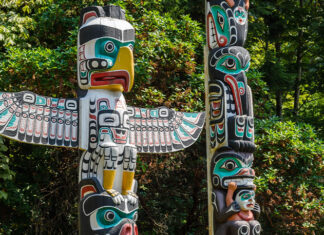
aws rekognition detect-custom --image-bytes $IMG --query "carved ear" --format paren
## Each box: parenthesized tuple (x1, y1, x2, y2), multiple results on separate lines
(79, 6, 105, 26)
(79, 177, 104, 199)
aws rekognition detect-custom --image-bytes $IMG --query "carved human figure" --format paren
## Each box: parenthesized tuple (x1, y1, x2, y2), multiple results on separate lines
(0, 4, 205, 235)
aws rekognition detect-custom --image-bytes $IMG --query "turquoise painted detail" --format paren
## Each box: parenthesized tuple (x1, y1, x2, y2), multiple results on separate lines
(96, 207, 137, 229)
(7, 115, 16, 127)
(235, 127, 244, 137)
(99, 128, 113, 140)
(237, 82, 245, 95)
(210, 126, 215, 138)
(246, 127, 253, 139)
(51, 98, 59, 104)
(95, 38, 134, 69)
(241, 191, 254, 201)
(36, 96, 46, 105)
(140, 108, 147, 116)
(0, 101, 3, 106)
(179, 126, 190, 137)
(213, 157, 243, 178)
(0, 109, 8, 118)
(173, 131, 181, 142)
(99, 105, 108, 111)
(216, 55, 250, 74)
(81, 71, 87, 78)
(184, 113, 198, 118)
(183, 120, 195, 129)
(57, 101, 65, 109)
(217, 125, 224, 135)
(210, 6, 230, 43)
(150, 109, 158, 118)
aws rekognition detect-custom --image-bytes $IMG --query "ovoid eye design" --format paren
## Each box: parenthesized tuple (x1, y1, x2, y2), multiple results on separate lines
(104, 211, 115, 222)
(221, 160, 238, 171)
(217, 12, 225, 30)
(105, 41, 115, 53)
(222, 58, 237, 70)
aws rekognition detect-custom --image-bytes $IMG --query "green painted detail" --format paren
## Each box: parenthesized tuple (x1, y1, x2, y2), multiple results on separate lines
(95, 38, 134, 69)
(210, 6, 230, 42)
(96, 207, 137, 229)
(36, 96, 46, 105)
(7, 115, 16, 127)
(150, 109, 158, 118)
(216, 55, 250, 74)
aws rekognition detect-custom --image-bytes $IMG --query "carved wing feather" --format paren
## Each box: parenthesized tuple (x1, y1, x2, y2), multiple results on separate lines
(127, 106, 205, 153)
(0, 91, 78, 148)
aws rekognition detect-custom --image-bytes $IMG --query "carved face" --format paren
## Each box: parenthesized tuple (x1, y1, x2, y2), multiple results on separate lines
(211, 151, 255, 189)
(79, 178, 138, 235)
(209, 46, 250, 115)
(207, 0, 249, 49)
(235, 190, 255, 211)
(78, 6, 135, 92)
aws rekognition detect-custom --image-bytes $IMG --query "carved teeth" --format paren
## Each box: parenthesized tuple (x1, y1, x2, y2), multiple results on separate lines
(224, 178, 254, 186)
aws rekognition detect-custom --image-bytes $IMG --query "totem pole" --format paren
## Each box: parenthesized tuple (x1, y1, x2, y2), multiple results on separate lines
(0, 5, 205, 234)
(205, 0, 261, 234)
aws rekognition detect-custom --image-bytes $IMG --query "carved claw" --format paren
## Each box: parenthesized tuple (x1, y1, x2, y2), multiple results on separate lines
(124, 191, 138, 205)
(106, 189, 125, 205)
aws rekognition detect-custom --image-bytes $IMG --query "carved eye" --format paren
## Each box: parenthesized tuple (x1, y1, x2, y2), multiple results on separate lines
(217, 12, 225, 30)
(222, 58, 236, 70)
(221, 160, 238, 171)
(104, 211, 115, 222)
(105, 41, 115, 53)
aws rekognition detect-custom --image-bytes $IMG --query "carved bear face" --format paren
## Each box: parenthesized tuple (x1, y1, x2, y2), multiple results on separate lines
(79, 178, 139, 235)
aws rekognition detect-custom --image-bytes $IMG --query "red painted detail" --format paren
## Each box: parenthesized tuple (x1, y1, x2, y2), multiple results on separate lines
(237, 168, 254, 176)
(207, 13, 215, 49)
(225, 75, 243, 115)
(120, 224, 132, 235)
(89, 114, 97, 120)
(91, 71, 130, 91)
(81, 185, 96, 199)
(82, 11, 97, 25)
(134, 224, 139, 235)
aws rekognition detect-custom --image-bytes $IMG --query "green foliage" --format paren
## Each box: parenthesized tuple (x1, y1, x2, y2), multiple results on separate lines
(0, 0, 323, 234)
(254, 118, 323, 234)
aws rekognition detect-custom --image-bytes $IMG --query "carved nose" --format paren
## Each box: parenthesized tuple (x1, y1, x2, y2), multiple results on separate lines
(237, 168, 254, 176)
(120, 223, 132, 235)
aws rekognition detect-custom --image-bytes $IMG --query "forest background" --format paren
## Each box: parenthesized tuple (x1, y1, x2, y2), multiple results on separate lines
(0, 0, 323, 234)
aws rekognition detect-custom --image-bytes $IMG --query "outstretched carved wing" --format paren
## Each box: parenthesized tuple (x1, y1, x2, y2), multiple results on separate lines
(127, 106, 205, 153)
(0, 91, 78, 147)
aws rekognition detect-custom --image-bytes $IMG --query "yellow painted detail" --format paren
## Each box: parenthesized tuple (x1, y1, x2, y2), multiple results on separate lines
(122, 171, 135, 195)
(90, 47, 134, 92)
(103, 169, 116, 190)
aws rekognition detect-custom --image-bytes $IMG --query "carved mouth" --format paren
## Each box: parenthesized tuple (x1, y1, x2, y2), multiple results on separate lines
(91, 71, 129, 91)
(223, 176, 254, 188)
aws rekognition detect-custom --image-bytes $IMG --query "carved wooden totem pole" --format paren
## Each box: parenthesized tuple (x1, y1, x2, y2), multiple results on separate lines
(205, 0, 261, 234)
(0, 5, 205, 235)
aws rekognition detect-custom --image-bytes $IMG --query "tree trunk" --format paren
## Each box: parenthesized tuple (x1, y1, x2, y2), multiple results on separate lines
(293, 0, 304, 117)
(275, 41, 282, 118)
